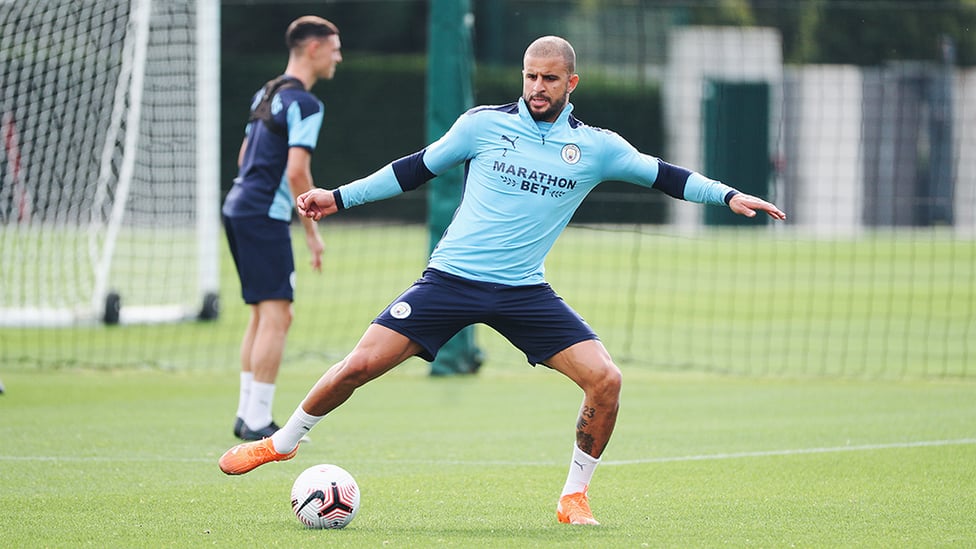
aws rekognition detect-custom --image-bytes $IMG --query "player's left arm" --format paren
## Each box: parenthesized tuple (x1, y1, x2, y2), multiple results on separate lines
(602, 133, 786, 220)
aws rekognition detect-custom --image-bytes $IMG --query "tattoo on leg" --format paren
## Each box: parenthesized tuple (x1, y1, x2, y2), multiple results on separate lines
(581, 406, 596, 420)
(576, 406, 597, 454)
(576, 430, 595, 454)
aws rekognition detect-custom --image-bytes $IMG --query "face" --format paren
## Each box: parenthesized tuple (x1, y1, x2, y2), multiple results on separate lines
(522, 54, 578, 122)
(310, 34, 343, 80)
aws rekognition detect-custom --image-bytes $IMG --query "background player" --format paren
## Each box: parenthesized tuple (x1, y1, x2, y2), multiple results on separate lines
(220, 16, 341, 440)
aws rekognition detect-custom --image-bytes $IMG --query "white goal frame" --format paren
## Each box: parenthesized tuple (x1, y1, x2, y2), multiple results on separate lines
(0, 0, 220, 326)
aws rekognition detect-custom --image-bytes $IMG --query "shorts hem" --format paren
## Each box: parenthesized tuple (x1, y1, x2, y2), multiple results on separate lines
(529, 334, 600, 366)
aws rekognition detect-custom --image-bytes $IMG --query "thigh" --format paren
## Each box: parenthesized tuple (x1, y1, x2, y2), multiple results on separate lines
(544, 339, 616, 387)
(348, 323, 427, 379)
(372, 269, 490, 361)
(490, 284, 599, 366)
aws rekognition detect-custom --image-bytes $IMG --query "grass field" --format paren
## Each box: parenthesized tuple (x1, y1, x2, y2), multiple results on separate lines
(1, 222, 974, 546)
(0, 363, 974, 547)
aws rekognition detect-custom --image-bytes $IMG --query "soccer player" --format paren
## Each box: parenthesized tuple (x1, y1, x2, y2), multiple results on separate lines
(219, 35, 786, 524)
(220, 16, 342, 441)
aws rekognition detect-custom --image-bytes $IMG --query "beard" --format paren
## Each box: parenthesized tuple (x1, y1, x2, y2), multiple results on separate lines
(524, 92, 568, 122)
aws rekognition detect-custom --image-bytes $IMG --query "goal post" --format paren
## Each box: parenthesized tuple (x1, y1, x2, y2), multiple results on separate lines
(0, 0, 220, 326)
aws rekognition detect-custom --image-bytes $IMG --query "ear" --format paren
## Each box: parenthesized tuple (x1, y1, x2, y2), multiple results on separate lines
(567, 73, 580, 94)
(303, 38, 321, 57)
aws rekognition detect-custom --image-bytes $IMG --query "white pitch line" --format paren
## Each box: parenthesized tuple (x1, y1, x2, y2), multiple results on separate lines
(1, 438, 973, 467)
(603, 438, 976, 466)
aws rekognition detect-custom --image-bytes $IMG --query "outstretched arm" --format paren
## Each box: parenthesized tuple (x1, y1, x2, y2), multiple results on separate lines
(296, 149, 444, 221)
(654, 162, 786, 221)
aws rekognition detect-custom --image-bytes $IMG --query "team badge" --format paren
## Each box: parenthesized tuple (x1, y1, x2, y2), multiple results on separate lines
(561, 143, 581, 164)
(390, 301, 412, 319)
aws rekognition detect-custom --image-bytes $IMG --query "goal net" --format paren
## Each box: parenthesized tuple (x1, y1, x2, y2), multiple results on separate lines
(0, 0, 220, 326)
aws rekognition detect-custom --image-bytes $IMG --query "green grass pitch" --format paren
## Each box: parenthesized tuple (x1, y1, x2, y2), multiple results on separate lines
(0, 364, 974, 546)
(1, 223, 974, 546)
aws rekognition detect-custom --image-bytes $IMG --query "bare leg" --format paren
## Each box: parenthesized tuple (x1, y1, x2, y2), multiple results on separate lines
(546, 339, 620, 524)
(235, 299, 293, 431)
(302, 323, 424, 416)
(223, 323, 427, 468)
(249, 299, 292, 384)
(545, 339, 621, 458)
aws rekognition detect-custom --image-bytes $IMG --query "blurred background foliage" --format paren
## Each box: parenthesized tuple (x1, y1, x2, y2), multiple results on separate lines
(219, 0, 976, 221)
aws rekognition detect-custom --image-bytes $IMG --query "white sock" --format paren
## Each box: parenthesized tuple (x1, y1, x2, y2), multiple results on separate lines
(271, 406, 324, 454)
(236, 372, 253, 418)
(244, 381, 275, 430)
(561, 445, 601, 497)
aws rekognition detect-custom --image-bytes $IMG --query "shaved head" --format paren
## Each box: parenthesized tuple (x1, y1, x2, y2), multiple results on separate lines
(524, 36, 576, 75)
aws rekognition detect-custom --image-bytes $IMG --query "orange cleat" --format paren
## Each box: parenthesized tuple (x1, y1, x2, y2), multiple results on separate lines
(556, 487, 600, 525)
(218, 437, 298, 475)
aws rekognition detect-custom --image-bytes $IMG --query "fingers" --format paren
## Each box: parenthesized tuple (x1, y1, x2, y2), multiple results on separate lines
(296, 191, 323, 220)
(766, 206, 787, 221)
(731, 194, 787, 221)
(755, 198, 787, 220)
(296, 194, 310, 216)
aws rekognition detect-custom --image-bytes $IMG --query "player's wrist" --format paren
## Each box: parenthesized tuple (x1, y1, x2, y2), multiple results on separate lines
(724, 190, 740, 205)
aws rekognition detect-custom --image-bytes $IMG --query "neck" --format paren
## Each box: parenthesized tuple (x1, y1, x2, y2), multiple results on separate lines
(283, 62, 314, 90)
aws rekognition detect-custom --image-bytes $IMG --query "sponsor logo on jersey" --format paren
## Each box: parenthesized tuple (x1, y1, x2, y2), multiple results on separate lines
(492, 161, 576, 198)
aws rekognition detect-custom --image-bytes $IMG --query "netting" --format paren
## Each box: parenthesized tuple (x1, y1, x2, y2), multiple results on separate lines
(1, 0, 973, 379)
(0, 0, 218, 326)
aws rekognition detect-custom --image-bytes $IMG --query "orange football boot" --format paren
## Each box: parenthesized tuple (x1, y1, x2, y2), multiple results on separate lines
(219, 437, 298, 475)
(556, 487, 600, 525)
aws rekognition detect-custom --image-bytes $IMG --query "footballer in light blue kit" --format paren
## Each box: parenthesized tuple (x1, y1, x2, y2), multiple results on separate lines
(220, 35, 786, 526)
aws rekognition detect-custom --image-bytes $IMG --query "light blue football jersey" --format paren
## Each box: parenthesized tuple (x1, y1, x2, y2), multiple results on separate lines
(336, 98, 736, 285)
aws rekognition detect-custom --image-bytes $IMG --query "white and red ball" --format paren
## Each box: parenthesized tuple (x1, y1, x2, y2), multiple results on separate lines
(290, 464, 360, 529)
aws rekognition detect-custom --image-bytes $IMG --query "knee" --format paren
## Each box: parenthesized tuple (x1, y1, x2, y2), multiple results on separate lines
(334, 349, 376, 386)
(280, 306, 294, 329)
(257, 302, 293, 331)
(604, 363, 623, 397)
(589, 360, 622, 402)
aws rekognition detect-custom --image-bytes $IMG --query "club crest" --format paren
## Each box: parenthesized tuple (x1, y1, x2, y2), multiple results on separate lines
(561, 144, 581, 164)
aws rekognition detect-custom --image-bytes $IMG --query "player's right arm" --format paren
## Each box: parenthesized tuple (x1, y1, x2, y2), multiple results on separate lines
(297, 112, 477, 218)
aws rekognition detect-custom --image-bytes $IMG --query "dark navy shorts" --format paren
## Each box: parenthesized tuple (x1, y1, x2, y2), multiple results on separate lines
(374, 269, 599, 365)
(223, 214, 295, 304)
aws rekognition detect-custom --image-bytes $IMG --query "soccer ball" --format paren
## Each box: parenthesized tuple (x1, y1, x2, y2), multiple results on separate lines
(290, 464, 360, 529)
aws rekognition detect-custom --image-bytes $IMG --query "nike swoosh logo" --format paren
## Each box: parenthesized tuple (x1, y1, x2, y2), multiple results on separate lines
(297, 490, 326, 513)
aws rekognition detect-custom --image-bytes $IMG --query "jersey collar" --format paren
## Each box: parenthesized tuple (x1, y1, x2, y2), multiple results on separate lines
(517, 97, 575, 130)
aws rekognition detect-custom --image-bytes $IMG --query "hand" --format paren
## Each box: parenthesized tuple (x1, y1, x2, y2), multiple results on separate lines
(296, 188, 338, 221)
(729, 193, 787, 221)
(306, 231, 324, 273)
